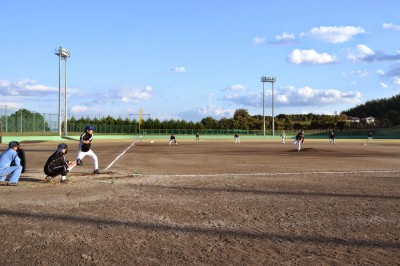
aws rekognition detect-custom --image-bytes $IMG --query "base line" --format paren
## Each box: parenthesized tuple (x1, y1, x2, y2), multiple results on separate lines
(146, 170, 400, 178)
(105, 137, 141, 170)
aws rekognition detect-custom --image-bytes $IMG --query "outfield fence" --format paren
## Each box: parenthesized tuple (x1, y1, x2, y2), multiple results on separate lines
(0, 105, 399, 139)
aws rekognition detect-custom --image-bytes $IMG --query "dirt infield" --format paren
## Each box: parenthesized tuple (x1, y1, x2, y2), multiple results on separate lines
(1, 138, 399, 265)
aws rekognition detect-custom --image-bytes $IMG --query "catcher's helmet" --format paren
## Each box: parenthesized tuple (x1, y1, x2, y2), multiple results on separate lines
(57, 143, 68, 153)
(8, 141, 20, 149)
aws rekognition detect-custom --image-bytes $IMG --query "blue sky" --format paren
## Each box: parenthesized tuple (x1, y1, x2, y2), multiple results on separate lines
(1, 0, 400, 122)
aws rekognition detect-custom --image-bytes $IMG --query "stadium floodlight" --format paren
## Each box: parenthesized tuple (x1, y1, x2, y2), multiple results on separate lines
(55, 47, 71, 136)
(260, 76, 267, 136)
(265, 77, 276, 136)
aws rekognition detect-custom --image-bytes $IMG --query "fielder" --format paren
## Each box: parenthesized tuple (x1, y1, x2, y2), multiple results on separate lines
(169, 134, 178, 146)
(329, 131, 336, 145)
(73, 125, 100, 174)
(234, 133, 240, 144)
(280, 131, 286, 144)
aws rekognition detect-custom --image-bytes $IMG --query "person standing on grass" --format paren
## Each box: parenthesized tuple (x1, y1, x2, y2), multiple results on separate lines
(74, 125, 100, 174)
(44, 143, 76, 183)
(0, 141, 23, 186)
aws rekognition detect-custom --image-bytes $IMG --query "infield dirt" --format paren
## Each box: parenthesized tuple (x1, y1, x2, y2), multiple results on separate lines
(1, 138, 399, 265)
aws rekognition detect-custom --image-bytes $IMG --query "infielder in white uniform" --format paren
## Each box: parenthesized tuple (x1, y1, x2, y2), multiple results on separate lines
(281, 131, 286, 144)
(73, 125, 100, 174)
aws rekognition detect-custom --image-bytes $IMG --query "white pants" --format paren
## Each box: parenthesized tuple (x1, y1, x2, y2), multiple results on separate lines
(169, 140, 177, 146)
(281, 137, 285, 144)
(75, 149, 99, 170)
(235, 137, 240, 143)
(293, 140, 301, 151)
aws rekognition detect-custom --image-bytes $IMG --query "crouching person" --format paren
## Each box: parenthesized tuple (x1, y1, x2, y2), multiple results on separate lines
(0, 141, 23, 186)
(44, 143, 76, 183)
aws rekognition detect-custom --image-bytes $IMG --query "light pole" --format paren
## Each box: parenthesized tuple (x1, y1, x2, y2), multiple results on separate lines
(55, 47, 70, 136)
(260, 76, 267, 136)
(265, 77, 276, 136)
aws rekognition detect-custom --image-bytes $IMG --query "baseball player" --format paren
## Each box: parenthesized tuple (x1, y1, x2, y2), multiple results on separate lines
(280, 131, 286, 144)
(292, 129, 305, 152)
(234, 133, 240, 143)
(195, 132, 200, 141)
(329, 131, 336, 145)
(44, 143, 76, 183)
(74, 125, 100, 174)
(169, 133, 178, 146)
(367, 132, 373, 141)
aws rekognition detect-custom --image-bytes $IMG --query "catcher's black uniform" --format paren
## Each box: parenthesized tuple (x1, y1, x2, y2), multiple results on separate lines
(44, 151, 69, 177)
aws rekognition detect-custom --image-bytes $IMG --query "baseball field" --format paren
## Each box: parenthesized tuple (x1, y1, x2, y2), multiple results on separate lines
(1, 137, 399, 265)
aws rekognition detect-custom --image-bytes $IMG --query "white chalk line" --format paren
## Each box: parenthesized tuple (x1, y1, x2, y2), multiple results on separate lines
(145, 170, 400, 178)
(105, 136, 142, 170)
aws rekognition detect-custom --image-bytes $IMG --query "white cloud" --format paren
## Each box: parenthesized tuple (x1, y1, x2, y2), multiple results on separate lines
(350, 70, 370, 77)
(171, 66, 187, 73)
(347, 45, 400, 62)
(198, 104, 234, 117)
(0, 78, 56, 96)
(253, 37, 266, 45)
(71, 105, 89, 113)
(377, 69, 385, 76)
(383, 22, 400, 31)
(271, 32, 296, 44)
(224, 85, 361, 108)
(119, 86, 153, 103)
(288, 49, 338, 64)
(309, 26, 366, 43)
(225, 84, 246, 91)
(346, 44, 375, 61)
(393, 77, 400, 86)
(380, 82, 388, 88)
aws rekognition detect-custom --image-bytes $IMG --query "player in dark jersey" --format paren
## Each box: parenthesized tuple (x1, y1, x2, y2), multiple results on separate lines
(74, 125, 100, 174)
(44, 143, 76, 183)
(329, 131, 336, 145)
(169, 133, 178, 146)
(293, 129, 305, 152)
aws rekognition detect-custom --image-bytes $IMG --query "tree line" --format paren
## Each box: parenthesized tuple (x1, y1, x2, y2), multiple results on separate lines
(2, 92, 399, 133)
(342, 93, 400, 126)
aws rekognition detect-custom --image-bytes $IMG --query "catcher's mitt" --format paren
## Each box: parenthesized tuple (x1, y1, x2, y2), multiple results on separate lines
(301, 139, 304, 143)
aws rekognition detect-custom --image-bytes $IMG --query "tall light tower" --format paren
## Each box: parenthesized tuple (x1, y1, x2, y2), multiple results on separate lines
(265, 77, 276, 136)
(55, 47, 70, 136)
(260, 76, 267, 136)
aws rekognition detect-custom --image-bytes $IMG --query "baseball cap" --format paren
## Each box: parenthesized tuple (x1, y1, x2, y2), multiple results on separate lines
(85, 125, 94, 131)
(8, 141, 20, 149)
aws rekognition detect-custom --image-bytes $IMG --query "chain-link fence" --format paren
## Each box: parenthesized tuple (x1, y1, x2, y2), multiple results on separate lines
(1, 105, 399, 138)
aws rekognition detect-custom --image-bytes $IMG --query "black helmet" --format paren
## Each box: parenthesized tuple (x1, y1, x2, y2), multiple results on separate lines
(8, 141, 20, 149)
(57, 143, 68, 153)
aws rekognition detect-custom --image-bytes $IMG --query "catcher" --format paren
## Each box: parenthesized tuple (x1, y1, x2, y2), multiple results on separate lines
(44, 143, 76, 183)
(293, 129, 305, 152)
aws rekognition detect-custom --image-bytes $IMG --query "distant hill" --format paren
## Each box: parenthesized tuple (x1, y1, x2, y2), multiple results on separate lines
(342, 94, 400, 126)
